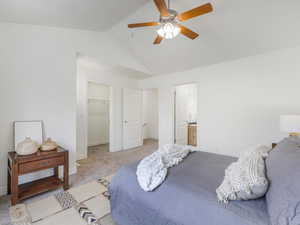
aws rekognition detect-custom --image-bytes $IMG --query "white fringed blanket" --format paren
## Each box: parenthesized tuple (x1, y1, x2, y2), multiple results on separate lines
(136, 144, 196, 191)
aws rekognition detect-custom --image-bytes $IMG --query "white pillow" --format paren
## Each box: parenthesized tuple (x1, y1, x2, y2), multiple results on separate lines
(240, 145, 271, 159)
(216, 145, 271, 203)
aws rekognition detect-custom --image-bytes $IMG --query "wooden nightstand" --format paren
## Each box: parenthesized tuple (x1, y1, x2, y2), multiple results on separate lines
(7, 147, 69, 205)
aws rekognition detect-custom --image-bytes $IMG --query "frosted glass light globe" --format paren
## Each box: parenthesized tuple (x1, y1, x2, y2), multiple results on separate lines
(157, 22, 180, 39)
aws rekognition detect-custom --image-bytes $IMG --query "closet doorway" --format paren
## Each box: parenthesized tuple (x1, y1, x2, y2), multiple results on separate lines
(174, 83, 198, 146)
(142, 89, 159, 145)
(87, 82, 110, 151)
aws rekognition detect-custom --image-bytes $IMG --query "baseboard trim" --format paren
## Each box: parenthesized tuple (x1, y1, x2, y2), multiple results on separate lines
(69, 166, 77, 175)
(0, 185, 7, 196)
(88, 141, 109, 147)
(76, 152, 87, 160)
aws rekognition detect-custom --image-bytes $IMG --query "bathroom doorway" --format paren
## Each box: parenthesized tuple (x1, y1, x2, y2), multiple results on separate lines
(174, 83, 198, 146)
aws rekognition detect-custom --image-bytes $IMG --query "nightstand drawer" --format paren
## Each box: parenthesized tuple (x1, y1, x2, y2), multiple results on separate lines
(19, 156, 64, 174)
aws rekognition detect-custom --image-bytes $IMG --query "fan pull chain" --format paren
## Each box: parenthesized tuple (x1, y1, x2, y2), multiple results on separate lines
(168, 0, 170, 9)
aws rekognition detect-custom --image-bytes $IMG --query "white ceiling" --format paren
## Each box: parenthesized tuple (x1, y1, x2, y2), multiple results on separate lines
(1, 0, 300, 76)
(109, 0, 300, 75)
(0, 0, 148, 31)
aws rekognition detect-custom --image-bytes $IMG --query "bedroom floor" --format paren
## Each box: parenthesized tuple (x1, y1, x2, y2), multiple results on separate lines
(75, 139, 158, 185)
(0, 139, 158, 225)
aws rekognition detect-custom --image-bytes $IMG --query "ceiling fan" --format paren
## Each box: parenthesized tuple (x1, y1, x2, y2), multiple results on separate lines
(128, 0, 213, 44)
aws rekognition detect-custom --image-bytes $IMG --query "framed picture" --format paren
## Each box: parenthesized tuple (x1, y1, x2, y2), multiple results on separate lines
(14, 120, 44, 150)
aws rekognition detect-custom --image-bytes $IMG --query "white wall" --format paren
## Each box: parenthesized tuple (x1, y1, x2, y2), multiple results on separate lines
(0, 22, 146, 196)
(139, 46, 300, 157)
(142, 89, 158, 140)
(77, 64, 140, 159)
(87, 83, 109, 147)
(175, 84, 197, 123)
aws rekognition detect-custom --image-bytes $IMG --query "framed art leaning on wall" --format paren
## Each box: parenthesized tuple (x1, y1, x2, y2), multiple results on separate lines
(14, 120, 44, 149)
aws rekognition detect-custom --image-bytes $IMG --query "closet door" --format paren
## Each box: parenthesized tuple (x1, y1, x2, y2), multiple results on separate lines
(123, 88, 143, 150)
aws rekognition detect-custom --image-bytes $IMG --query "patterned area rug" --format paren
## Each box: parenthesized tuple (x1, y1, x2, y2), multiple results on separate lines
(9, 175, 115, 225)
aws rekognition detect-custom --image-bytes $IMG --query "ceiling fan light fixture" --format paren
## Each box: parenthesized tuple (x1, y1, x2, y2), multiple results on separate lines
(157, 22, 180, 39)
(128, 0, 213, 44)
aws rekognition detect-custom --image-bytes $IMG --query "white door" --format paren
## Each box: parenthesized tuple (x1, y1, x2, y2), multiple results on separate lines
(123, 88, 143, 150)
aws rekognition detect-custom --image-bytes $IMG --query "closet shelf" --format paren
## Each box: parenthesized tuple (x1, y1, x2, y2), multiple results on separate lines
(88, 97, 109, 101)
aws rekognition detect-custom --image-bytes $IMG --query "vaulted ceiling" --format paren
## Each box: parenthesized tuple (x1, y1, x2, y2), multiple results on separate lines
(109, 0, 300, 75)
(1, 0, 300, 76)
(0, 0, 148, 31)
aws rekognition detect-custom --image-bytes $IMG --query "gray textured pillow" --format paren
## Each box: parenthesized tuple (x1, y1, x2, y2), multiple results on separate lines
(266, 137, 300, 225)
(216, 145, 270, 203)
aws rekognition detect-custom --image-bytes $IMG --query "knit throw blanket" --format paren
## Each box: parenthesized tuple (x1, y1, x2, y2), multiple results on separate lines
(136, 144, 195, 192)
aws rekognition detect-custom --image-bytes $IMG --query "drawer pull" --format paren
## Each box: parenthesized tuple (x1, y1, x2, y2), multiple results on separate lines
(40, 161, 51, 166)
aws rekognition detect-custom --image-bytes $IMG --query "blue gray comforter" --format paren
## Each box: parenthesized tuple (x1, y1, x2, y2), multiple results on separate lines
(109, 151, 270, 225)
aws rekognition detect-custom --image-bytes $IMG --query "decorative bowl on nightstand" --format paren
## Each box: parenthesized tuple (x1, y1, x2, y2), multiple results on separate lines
(40, 138, 58, 151)
(15, 137, 39, 155)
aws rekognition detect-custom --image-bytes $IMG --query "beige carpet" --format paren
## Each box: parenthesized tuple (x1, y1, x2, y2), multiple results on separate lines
(0, 139, 158, 225)
(76, 139, 158, 185)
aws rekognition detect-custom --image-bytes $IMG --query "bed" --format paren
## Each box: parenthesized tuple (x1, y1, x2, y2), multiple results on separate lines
(109, 151, 270, 225)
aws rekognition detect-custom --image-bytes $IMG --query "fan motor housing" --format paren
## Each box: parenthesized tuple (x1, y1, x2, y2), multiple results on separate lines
(160, 9, 178, 23)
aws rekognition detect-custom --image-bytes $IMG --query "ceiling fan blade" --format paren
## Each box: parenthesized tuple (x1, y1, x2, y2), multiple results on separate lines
(128, 22, 160, 28)
(177, 3, 213, 22)
(178, 24, 199, 40)
(154, 35, 163, 45)
(153, 0, 169, 17)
